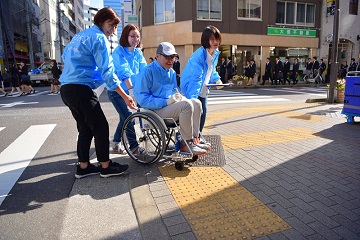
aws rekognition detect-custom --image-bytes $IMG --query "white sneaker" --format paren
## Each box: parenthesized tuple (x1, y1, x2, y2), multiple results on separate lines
(181, 140, 207, 155)
(199, 137, 211, 147)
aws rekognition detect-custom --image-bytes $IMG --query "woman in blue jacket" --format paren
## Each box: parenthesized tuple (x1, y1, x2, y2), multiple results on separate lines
(109, 24, 147, 154)
(180, 25, 222, 146)
(60, 8, 137, 179)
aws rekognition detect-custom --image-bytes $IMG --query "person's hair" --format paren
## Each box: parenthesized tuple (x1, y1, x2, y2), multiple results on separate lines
(351, 58, 355, 61)
(320, 58, 323, 61)
(51, 59, 57, 66)
(201, 25, 221, 48)
(149, 57, 154, 61)
(313, 56, 317, 60)
(285, 57, 289, 60)
(266, 57, 270, 60)
(119, 24, 141, 48)
(228, 56, 231, 60)
(294, 58, 298, 61)
(275, 56, 280, 59)
(93, 7, 120, 27)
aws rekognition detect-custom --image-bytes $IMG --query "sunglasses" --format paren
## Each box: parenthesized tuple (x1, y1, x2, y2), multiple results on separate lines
(160, 53, 176, 60)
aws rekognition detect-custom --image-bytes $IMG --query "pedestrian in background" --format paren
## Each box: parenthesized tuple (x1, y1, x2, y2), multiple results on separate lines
(226, 56, 234, 82)
(305, 58, 313, 79)
(339, 61, 348, 78)
(219, 57, 226, 83)
(6, 63, 23, 96)
(283, 57, 291, 85)
(19, 61, 35, 95)
(348, 58, 357, 72)
(291, 58, 299, 84)
(247, 59, 257, 86)
(59, 7, 137, 179)
(108, 23, 147, 155)
(0, 69, 8, 97)
(319, 59, 326, 83)
(180, 25, 222, 146)
(149, 57, 154, 63)
(261, 57, 272, 85)
(49, 59, 61, 94)
(173, 54, 181, 86)
(273, 56, 283, 85)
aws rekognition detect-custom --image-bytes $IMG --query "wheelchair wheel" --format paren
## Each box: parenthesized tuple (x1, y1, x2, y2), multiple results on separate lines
(122, 112, 166, 164)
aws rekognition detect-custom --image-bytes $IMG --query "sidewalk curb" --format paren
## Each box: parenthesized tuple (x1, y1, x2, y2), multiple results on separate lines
(129, 163, 171, 240)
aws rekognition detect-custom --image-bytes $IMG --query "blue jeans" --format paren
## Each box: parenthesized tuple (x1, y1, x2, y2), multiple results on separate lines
(107, 90, 138, 150)
(198, 96, 207, 133)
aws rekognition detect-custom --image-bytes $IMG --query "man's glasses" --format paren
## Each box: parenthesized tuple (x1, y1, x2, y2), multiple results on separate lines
(129, 35, 140, 39)
(160, 53, 176, 60)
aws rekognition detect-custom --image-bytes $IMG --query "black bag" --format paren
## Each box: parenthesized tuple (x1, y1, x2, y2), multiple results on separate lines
(21, 75, 31, 82)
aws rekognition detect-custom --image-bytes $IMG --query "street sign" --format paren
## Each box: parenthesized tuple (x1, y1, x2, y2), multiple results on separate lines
(267, 27, 316, 38)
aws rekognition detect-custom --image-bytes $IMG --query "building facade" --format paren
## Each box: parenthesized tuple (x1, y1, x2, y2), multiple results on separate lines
(0, 0, 42, 72)
(139, 0, 322, 76)
(319, 0, 359, 67)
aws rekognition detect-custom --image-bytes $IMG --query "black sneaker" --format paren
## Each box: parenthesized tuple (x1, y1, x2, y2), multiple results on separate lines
(75, 162, 100, 179)
(100, 160, 129, 178)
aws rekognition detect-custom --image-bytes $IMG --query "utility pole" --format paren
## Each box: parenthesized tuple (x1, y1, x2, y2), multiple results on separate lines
(25, 1, 35, 70)
(328, 0, 340, 103)
(57, 0, 63, 63)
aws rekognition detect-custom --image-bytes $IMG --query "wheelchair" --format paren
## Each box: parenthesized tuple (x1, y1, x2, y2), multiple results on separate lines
(121, 108, 199, 171)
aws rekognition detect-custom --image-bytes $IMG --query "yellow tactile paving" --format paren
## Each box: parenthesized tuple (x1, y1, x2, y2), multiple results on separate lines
(221, 128, 318, 150)
(159, 166, 291, 239)
(204, 103, 326, 130)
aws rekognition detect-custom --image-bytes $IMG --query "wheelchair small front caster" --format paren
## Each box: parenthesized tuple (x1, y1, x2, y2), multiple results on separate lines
(175, 161, 184, 171)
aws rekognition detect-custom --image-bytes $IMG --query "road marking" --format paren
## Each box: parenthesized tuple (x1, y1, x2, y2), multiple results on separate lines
(0, 101, 39, 108)
(0, 124, 56, 206)
(0, 127, 4, 132)
(259, 88, 327, 96)
(208, 98, 290, 105)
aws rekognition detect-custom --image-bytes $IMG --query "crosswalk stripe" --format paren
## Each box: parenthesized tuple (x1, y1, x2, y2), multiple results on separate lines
(0, 127, 4, 132)
(0, 124, 56, 206)
(208, 98, 290, 105)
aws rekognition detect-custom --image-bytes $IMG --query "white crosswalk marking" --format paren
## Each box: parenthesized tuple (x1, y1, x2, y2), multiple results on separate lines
(207, 90, 290, 105)
(259, 87, 328, 96)
(0, 124, 56, 206)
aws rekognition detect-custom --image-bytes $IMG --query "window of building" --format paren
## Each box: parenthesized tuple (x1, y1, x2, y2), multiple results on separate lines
(276, 1, 315, 26)
(237, 0, 262, 20)
(349, 0, 358, 15)
(197, 0, 221, 20)
(154, 0, 175, 24)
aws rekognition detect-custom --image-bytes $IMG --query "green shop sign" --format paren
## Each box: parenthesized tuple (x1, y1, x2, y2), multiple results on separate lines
(267, 27, 316, 37)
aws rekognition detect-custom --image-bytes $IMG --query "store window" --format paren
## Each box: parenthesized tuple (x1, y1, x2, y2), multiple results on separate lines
(155, 0, 175, 24)
(349, 0, 358, 15)
(276, 1, 315, 27)
(237, 0, 262, 20)
(197, 0, 221, 20)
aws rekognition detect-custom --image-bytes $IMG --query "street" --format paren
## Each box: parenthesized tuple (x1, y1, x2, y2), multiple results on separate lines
(0, 86, 359, 240)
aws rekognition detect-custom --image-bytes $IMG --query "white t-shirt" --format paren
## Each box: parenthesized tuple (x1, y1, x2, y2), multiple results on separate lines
(199, 50, 214, 98)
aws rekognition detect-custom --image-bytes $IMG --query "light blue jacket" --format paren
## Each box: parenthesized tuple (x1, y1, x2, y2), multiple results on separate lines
(59, 25, 120, 91)
(180, 46, 221, 99)
(111, 45, 147, 91)
(134, 61, 179, 110)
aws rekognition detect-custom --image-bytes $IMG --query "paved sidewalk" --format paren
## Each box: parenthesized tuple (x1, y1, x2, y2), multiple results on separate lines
(63, 102, 360, 240)
(139, 102, 360, 239)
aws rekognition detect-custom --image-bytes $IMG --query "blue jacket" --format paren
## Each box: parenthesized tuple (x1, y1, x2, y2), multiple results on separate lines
(59, 25, 120, 91)
(180, 46, 221, 99)
(134, 61, 178, 110)
(112, 45, 147, 91)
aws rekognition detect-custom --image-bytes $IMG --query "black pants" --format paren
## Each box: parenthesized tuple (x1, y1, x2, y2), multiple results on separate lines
(60, 84, 109, 163)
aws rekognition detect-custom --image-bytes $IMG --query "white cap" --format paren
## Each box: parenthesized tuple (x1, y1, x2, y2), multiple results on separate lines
(156, 42, 177, 56)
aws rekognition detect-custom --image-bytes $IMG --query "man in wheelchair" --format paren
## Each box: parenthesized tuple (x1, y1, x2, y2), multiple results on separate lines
(134, 42, 210, 156)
